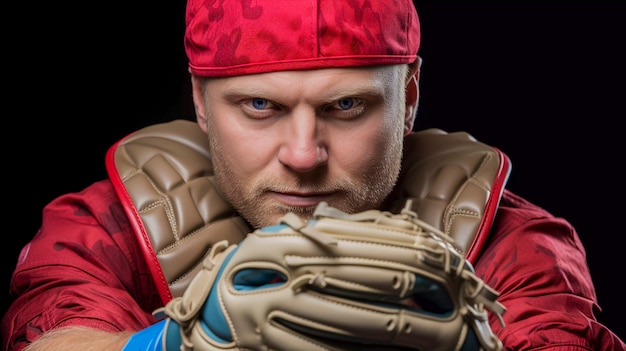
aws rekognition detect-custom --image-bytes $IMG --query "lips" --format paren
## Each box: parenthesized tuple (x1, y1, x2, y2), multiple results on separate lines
(270, 191, 333, 207)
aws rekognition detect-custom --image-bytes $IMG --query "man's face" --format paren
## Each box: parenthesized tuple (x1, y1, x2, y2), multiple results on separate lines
(195, 65, 410, 228)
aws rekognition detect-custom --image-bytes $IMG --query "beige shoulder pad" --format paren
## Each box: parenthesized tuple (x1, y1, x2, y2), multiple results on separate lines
(388, 129, 511, 263)
(106, 119, 250, 303)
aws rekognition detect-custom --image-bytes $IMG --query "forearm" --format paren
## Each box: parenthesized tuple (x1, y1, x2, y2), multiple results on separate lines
(23, 327, 133, 351)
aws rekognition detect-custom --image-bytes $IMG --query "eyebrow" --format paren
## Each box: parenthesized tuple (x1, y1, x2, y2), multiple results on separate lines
(317, 82, 386, 104)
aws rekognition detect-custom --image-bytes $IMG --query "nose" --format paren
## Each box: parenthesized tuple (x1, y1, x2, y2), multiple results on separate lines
(277, 109, 329, 173)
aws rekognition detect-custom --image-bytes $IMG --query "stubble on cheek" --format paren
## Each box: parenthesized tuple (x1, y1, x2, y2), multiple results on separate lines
(207, 134, 263, 225)
(210, 148, 402, 230)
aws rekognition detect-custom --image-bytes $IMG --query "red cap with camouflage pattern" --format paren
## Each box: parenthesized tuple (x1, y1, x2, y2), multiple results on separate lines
(185, 0, 420, 77)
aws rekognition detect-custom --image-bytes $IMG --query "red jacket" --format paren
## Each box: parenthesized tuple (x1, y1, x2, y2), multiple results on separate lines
(2, 180, 624, 350)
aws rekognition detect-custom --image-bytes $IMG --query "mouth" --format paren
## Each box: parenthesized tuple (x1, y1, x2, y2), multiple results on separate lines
(269, 191, 335, 207)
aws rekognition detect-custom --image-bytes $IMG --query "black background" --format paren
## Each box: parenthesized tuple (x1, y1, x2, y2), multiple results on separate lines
(3, 2, 625, 342)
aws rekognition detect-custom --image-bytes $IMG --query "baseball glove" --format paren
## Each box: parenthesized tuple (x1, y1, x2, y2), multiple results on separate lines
(159, 200, 506, 351)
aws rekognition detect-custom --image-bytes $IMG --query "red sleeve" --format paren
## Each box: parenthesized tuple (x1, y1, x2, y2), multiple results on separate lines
(1, 180, 162, 351)
(475, 190, 625, 350)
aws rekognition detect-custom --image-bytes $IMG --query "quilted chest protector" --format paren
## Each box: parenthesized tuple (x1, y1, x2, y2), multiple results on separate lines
(106, 120, 510, 303)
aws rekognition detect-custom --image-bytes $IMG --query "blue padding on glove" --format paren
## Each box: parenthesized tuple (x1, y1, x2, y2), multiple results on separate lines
(199, 235, 288, 344)
(259, 224, 288, 232)
(122, 319, 166, 351)
(163, 320, 183, 351)
(200, 247, 239, 343)
(233, 268, 287, 291)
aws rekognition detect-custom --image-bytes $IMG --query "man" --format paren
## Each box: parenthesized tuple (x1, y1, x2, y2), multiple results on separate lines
(2, 1, 625, 350)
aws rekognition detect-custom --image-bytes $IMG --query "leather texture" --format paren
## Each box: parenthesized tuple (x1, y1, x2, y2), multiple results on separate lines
(106, 120, 510, 303)
(106, 120, 250, 303)
(391, 129, 511, 262)
(161, 202, 506, 351)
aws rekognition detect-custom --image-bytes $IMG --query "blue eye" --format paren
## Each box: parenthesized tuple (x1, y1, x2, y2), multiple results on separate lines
(337, 98, 354, 110)
(251, 98, 268, 109)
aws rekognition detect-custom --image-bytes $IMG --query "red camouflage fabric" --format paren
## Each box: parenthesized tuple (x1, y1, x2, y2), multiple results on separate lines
(185, 0, 420, 77)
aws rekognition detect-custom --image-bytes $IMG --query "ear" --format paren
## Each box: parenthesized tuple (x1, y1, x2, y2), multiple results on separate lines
(191, 74, 208, 134)
(404, 56, 422, 135)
